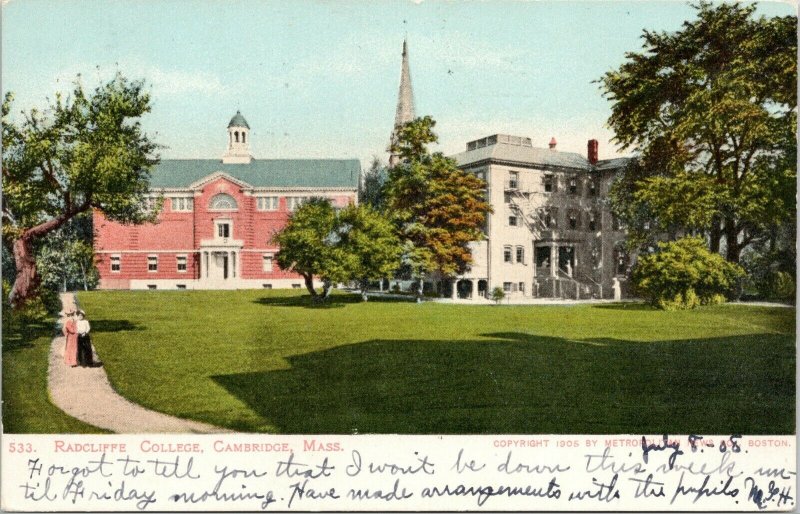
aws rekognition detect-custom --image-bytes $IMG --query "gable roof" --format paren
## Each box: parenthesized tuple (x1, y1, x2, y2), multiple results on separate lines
(147, 159, 360, 190)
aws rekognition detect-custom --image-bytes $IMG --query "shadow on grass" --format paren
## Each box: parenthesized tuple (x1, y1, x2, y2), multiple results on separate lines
(252, 293, 417, 309)
(592, 302, 654, 311)
(2, 318, 54, 352)
(212, 332, 794, 435)
(90, 319, 143, 333)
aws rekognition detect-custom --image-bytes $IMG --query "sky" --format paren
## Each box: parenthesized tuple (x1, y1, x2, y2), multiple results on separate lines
(3, 0, 795, 166)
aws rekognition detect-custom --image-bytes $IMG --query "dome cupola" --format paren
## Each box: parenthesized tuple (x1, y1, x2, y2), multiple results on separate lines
(223, 110, 252, 164)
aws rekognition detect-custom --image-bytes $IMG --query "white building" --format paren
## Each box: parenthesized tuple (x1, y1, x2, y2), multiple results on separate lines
(450, 134, 631, 299)
(385, 41, 631, 299)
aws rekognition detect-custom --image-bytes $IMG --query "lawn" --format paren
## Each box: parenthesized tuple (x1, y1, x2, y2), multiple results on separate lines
(7, 289, 795, 434)
(2, 316, 105, 433)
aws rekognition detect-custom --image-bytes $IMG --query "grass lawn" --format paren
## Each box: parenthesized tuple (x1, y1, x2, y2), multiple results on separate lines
(9, 289, 795, 434)
(2, 316, 105, 433)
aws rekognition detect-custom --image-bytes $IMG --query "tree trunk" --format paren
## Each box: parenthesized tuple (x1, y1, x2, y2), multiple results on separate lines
(303, 274, 318, 298)
(9, 236, 40, 309)
(724, 219, 740, 263)
(7, 199, 91, 309)
(709, 216, 722, 254)
(80, 261, 88, 291)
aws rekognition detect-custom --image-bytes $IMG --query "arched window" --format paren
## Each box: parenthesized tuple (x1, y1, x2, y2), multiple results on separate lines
(242, 132, 246, 143)
(209, 193, 238, 210)
(235, 131, 239, 143)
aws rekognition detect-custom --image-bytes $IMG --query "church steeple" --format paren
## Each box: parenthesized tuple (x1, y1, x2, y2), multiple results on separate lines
(388, 39, 416, 167)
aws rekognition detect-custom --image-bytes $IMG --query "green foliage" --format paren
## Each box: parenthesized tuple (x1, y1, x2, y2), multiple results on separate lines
(601, 2, 797, 262)
(491, 286, 505, 305)
(273, 198, 346, 299)
(359, 157, 388, 209)
(772, 272, 796, 303)
(385, 116, 492, 283)
(633, 236, 745, 309)
(36, 213, 99, 292)
(335, 204, 401, 298)
(2, 73, 160, 306)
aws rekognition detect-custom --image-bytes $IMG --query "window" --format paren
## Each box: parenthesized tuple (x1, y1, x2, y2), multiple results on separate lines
(176, 255, 187, 272)
(519, 282, 525, 294)
(209, 193, 238, 210)
(508, 215, 518, 227)
(508, 171, 519, 189)
(242, 132, 246, 144)
(171, 197, 193, 212)
(569, 178, 578, 195)
(504, 246, 512, 263)
(217, 222, 231, 238)
(110, 255, 121, 272)
(568, 211, 579, 230)
(536, 247, 551, 267)
(543, 207, 558, 228)
(516, 246, 525, 264)
(286, 196, 307, 211)
(544, 174, 554, 193)
(474, 171, 486, 181)
(589, 213, 597, 231)
(589, 179, 598, 197)
(147, 284, 157, 290)
(262, 254, 273, 272)
(503, 282, 512, 292)
(257, 196, 279, 211)
(234, 131, 239, 143)
(176, 284, 187, 290)
(262, 284, 273, 289)
(148, 256, 158, 272)
(504, 193, 511, 204)
(292, 284, 302, 289)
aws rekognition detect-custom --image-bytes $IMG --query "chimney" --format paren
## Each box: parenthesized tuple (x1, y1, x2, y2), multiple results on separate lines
(588, 139, 599, 164)
(548, 137, 557, 150)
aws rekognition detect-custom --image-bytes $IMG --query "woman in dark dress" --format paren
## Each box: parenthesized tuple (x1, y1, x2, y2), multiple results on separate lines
(76, 310, 94, 367)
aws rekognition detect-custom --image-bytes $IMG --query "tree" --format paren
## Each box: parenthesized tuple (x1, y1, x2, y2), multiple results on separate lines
(601, 2, 796, 263)
(359, 157, 388, 209)
(273, 198, 349, 301)
(491, 286, 505, 305)
(2, 73, 159, 307)
(335, 204, 401, 300)
(36, 213, 99, 293)
(632, 236, 745, 310)
(384, 116, 492, 298)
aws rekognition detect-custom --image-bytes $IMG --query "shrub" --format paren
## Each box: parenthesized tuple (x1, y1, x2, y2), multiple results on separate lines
(633, 236, 745, 309)
(491, 286, 505, 305)
(773, 271, 796, 303)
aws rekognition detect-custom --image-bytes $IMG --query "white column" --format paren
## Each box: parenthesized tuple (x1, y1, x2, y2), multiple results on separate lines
(550, 245, 557, 278)
(471, 279, 477, 300)
(451, 279, 458, 300)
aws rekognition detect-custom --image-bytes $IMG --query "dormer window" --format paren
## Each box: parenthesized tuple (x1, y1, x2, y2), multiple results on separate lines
(242, 132, 246, 144)
(209, 193, 238, 211)
(234, 131, 240, 143)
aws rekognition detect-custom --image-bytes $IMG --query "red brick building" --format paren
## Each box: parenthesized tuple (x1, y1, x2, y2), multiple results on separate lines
(94, 112, 359, 290)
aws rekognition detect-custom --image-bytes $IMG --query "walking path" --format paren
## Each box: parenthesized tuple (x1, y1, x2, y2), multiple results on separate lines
(48, 293, 231, 433)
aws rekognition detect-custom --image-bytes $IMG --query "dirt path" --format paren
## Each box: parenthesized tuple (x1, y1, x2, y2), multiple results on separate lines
(48, 293, 231, 433)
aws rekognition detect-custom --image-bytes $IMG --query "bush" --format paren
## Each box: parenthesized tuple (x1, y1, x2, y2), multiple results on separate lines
(491, 286, 505, 305)
(772, 271, 795, 303)
(633, 236, 745, 309)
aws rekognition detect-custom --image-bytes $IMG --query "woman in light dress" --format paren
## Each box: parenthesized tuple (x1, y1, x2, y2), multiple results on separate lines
(62, 311, 79, 367)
